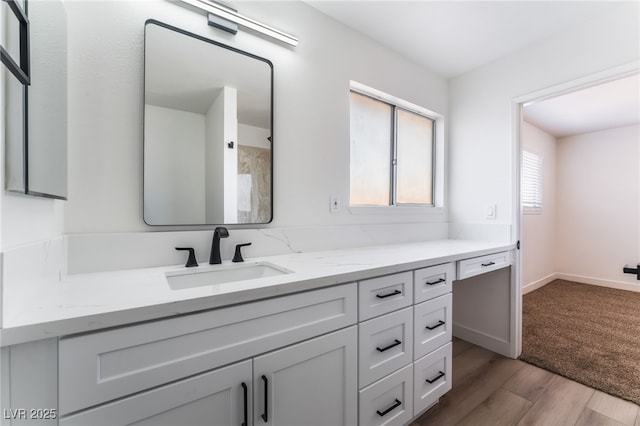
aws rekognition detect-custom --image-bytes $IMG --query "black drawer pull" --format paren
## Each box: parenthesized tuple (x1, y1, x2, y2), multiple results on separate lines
(481, 261, 495, 267)
(426, 320, 445, 330)
(426, 371, 445, 384)
(241, 382, 248, 426)
(376, 289, 402, 299)
(376, 399, 402, 417)
(426, 278, 445, 286)
(261, 375, 268, 422)
(376, 339, 402, 352)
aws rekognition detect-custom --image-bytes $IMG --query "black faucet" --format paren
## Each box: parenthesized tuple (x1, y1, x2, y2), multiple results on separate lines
(210, 227, 229, 264)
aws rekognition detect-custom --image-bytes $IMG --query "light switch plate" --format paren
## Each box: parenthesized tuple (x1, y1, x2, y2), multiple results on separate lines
(485, 203, 497, 220)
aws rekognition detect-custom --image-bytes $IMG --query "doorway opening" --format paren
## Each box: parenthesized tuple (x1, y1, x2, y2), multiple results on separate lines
(515, 68, 640, 405)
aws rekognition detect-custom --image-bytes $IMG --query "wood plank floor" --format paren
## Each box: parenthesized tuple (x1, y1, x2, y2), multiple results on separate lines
(412, 338, 640, 426)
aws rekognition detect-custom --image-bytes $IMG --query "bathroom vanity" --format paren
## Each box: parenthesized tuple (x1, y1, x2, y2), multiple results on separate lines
(0, 240, 514, 426)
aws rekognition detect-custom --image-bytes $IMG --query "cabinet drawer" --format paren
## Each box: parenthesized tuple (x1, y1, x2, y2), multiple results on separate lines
(359, 307, 413, 388)
(358, 271, 413, 321)
(414, 294, 452, 360)
(359, 363, 413, 426)
(59, 283, 357, 415)
(457, 251, 511, 280)
(414, 263, 454, 304)
(60, 359, 252, 426)
(413, 342, 452, 417)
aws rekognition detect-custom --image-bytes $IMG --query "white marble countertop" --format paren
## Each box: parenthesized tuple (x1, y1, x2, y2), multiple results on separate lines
(0, 239, 514, 346)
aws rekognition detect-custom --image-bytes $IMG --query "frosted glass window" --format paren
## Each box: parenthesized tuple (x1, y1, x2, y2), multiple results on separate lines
(522, 151, 543, 211)
(349, 91, 392, 206)
(396, 108, 434, 205)
(349, 89, 436, 207)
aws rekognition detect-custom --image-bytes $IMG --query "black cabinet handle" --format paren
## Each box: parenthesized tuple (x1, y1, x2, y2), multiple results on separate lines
(376, 289, 401, 299)
(261, 375, 268, 422)
(426, 320, 445, 330)
(426, 371, 445, 384)
(376, 399, 402, 417)
(240, 382, 248, 426)
(376, 339, 402, 352)
(426, 278, 445, 286)
(481, 262, 495, 267)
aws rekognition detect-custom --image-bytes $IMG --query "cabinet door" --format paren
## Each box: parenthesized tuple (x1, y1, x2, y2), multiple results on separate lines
(60, 360, 252, 426)
(253, 326, 357, 426)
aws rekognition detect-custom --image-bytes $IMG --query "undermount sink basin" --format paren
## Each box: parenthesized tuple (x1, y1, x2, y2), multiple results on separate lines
(165, 261, 292, 290)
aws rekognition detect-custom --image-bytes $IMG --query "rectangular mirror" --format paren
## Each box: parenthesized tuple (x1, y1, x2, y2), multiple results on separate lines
(3, 0, 68, 199)
(144, 20, 273, 225)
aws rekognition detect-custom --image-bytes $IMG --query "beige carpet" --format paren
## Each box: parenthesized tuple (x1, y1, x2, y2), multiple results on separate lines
(520, 279, 640, 405)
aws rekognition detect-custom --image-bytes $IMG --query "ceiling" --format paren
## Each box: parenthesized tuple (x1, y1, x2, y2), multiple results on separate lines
(524, 74, 640, 138)
(305, 1, 631, 78)
(305, 1, 639, 137)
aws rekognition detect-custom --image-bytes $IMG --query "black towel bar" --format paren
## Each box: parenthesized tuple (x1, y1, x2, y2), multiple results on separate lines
(623, 264, 640, 280)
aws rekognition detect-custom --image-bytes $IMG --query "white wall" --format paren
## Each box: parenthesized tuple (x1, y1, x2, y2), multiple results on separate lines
(205, 90, 226, 224)
(221, 87, 238, 223)
(62, 0, 448, 234)
(449, 4, 639, 239)
(144, 105, 205, 224)
(238, 124, 270, 150)
(556, 125, 639, 288)
(521, 122, 556, 289)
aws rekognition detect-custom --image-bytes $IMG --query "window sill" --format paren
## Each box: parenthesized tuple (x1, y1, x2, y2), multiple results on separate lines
(348, 205, 445, 216)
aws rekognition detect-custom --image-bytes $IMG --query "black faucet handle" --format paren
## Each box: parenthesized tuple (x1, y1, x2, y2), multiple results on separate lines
(232, 243, 252, 263)
(214, 227, 230, 238)
(175, 247, 198, 267)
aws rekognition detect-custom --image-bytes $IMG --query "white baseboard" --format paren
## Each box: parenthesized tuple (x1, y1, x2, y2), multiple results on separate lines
(522, 273, 558, 294)
(453, 324, 511, 358)
(556, 273, 640, 293)
(523, 272, 640, 294)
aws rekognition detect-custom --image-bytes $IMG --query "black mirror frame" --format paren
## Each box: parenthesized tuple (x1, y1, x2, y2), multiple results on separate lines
(143, 19, 274, 226)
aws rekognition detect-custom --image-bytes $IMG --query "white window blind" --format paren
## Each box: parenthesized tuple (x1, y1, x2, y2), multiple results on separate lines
(522, 151, 542, 211)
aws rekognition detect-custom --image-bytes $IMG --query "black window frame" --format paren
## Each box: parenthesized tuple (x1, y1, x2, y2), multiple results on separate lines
(1, 0, 31, 85)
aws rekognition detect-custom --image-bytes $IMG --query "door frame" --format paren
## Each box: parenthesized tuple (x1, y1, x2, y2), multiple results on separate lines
(510, 60, 640, 358)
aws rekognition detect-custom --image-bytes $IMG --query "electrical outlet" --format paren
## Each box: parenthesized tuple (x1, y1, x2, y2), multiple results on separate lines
(330, 195, 341, 213)
(485, 203, 497, 220)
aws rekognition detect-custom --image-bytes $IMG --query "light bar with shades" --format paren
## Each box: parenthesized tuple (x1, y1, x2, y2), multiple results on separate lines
(180, 0, 299, 46)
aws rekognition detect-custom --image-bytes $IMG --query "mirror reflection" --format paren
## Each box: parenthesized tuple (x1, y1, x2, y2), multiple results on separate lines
(4, 0, 68, 199)
(144, 20, 273, 225)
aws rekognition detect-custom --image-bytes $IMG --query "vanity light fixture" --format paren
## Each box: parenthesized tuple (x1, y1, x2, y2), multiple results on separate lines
(179, 0, 299, 46)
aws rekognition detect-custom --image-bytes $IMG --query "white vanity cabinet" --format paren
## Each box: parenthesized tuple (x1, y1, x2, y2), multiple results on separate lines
(357, 263, 454, 426)
(62, 327, 357, 426)
(1, 242, 516, 426)
(58, 284, 358, 426)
